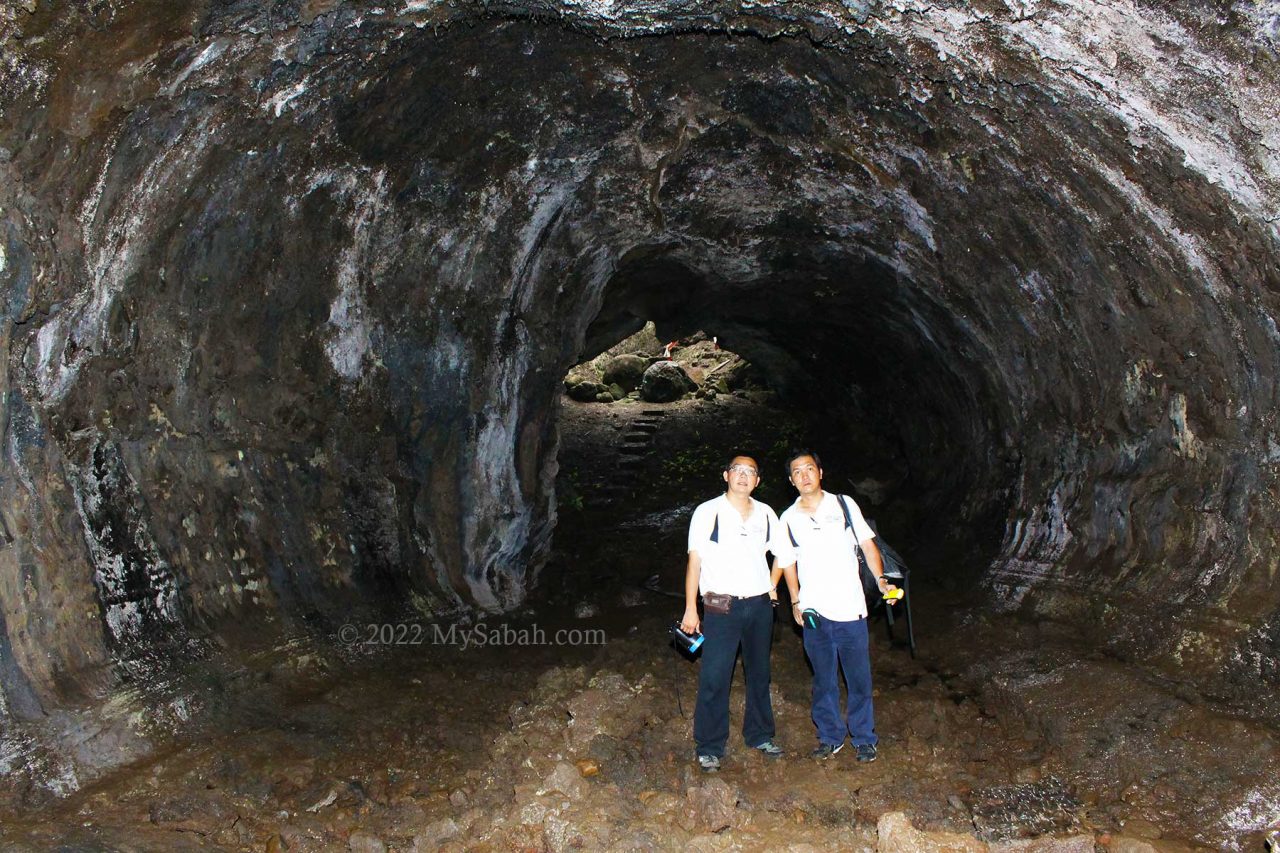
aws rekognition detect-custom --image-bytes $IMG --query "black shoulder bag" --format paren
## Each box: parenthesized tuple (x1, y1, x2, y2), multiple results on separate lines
(835, 494, 882, 605)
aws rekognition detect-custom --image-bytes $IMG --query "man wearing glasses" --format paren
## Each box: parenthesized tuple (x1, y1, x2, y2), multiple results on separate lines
(680, 454, 796, 772)
(778, 450, 899, 762)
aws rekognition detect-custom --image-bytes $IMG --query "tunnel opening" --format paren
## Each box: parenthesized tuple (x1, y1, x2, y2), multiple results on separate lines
(553, 304, 1011, 589)
(549, 322, 800, 607)
(557, 244, 1018, 594)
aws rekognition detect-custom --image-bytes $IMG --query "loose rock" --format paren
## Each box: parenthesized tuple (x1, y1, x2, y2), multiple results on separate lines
(680, 778, 739, 833)
(877, 811, 987, 853)
(640, 362, 695, 403)
(602, 354, 650, 392)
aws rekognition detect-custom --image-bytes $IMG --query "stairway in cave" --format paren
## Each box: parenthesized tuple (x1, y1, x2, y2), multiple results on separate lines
(599, 409, 666, 502)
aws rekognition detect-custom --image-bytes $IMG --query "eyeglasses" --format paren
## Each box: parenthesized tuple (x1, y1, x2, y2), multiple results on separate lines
(727, 464, 759, 476)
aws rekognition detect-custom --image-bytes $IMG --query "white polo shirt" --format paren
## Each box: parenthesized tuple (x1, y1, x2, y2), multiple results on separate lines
(687, 495, 794, 597)
(779, 491, 876, 621)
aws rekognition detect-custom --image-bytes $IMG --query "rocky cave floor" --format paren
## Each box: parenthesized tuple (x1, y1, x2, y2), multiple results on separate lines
(2, 396, 1278, 852)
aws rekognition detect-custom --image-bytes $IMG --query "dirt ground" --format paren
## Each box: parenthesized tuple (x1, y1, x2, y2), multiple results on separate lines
(1, 393, 1277, 851)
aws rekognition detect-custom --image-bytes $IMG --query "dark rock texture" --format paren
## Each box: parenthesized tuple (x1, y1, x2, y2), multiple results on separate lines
(601, 353, 649, 393)
(640, 361, 695, 403)
(0, 0, 1278, 795)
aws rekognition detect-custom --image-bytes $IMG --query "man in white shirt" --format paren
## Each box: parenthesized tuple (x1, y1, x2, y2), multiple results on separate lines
(779, 450, 898, 762)
(680, 454, 796, 772)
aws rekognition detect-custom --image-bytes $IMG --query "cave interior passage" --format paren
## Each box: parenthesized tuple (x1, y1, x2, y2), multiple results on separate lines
(1, 5, 1279, 837)
(551, 308, 1003, 602)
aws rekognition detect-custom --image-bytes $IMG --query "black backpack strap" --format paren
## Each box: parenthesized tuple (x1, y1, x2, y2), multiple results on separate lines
(709, 512, 720, 543)
(836, 494, 853, 530)
(836, 494, 865, 560)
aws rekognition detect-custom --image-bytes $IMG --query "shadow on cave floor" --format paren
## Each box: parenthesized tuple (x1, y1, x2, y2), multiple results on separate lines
(1, 396, 1276, 850)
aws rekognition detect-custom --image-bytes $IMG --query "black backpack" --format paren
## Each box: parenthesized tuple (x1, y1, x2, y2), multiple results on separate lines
(834, 494, 908, 606)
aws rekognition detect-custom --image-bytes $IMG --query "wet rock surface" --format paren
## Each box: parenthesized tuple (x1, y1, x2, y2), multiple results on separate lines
(0, 0, 1279, 814)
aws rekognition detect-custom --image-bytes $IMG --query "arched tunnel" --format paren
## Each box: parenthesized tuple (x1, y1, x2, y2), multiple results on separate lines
(2, 0, 1280, 847)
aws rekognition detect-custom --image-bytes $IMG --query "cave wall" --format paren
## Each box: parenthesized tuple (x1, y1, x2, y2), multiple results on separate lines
(0, 0, 1278, 771)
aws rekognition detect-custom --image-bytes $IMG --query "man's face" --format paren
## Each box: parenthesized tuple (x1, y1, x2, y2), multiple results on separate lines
(722, 456, 760, 497)
(788, 456, 823, 497)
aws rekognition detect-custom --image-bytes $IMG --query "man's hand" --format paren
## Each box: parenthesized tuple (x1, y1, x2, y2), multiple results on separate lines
(882, 582, 901, 606)
(781, 565, 802, 626)
(680, 610, 701, 634)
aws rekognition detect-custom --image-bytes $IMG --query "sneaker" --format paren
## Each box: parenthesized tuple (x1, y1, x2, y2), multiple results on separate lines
(697, 754, 721, 772)
(753, 740, 784, 758)
(810, 742, 844, 759)
(855, 743, 878, 762)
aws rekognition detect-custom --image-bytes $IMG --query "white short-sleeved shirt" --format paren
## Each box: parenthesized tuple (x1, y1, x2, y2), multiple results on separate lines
(687, 495, 794, 597)
(779, 491, 876, 621)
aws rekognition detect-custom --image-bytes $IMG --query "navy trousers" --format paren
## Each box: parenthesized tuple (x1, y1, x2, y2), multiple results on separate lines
(802, 615, 877, 748)
(693, 595, 775, 758)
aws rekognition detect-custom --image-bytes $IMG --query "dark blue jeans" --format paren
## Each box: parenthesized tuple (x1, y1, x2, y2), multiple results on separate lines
(693, 595, 775, 758)
(802, 615, 877, 748)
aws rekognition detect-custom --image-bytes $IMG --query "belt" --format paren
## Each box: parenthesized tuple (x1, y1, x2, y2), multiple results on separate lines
(729, 592, 770, 601)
